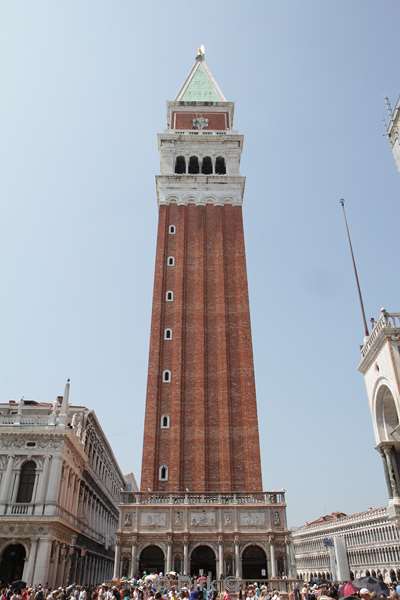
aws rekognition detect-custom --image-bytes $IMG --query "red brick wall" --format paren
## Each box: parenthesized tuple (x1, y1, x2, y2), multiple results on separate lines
(140, 204, 263, 493)
(173, 112, 228, 131)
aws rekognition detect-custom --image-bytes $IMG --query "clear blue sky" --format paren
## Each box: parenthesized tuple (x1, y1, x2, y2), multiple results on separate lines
(1, 1, 399, 526)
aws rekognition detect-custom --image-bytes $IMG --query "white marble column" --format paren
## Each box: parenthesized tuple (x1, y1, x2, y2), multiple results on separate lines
(218, 540, 224, 578)
(33, 538, 52, 585)
(35, 456, 50, 515)
(44, 455, 63, 515)
(113, 544, 121, 579)
(50, 543, 61, 588)
(183, 540, 189, 575)
(269, 540, 276, 578)
(166, 542, 172, 573)
(57, 546, 67, 587)
(0, 454, 14, 511)
(23, 538, 39, 584)
(234, 539, 240, 578)
(130, 543, 137, 578)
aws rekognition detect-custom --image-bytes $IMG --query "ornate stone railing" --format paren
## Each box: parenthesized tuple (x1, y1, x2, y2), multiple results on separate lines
(0, 415, 52, 426)
(361, 311, 400, 359)
(9, 502, 34, 515)
(120, 490, 286, 505)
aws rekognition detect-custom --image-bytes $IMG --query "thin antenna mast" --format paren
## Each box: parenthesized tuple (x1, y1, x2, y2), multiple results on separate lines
(340, 199, 369, 337)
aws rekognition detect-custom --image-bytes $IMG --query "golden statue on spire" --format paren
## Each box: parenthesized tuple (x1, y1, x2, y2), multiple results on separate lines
(195, 45, 205, 60)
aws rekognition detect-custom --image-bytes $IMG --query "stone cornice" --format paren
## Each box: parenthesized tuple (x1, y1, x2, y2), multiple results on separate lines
(156, 175, 245, 207)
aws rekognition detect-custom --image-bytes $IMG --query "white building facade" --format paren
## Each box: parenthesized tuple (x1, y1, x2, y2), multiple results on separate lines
(0, 381, 126, 587)
(358, 310, 400, 525)
(293, 508, 400, 583)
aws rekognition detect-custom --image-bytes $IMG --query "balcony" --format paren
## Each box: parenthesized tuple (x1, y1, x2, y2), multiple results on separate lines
(360, 310, 400, 361)
(3, 503, 106, 545)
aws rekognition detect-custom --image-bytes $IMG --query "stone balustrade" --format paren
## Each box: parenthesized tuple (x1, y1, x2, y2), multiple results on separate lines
(120, 490, 286, 506)
(361, 311, 400, 359)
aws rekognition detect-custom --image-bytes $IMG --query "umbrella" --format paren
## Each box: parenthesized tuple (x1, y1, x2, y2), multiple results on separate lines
(354, 577, 389, 596)
(11, 581, 26, 592)
(340, 583, 358, 598)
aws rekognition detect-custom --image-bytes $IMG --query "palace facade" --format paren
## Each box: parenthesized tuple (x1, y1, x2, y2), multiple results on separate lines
(0, 381, 126, 586)
(293, 507, 400, 583)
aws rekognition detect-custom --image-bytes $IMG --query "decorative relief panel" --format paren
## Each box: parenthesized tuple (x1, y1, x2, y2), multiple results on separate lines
(273, 510, 282, 527)
(223, 511, 234, 527)
(239, 511, 266, 527)
(190, 510, 216, 527)
(174, 511, 184, 527)
(123, 512, 135, 527)
(140, 512, 167, 528)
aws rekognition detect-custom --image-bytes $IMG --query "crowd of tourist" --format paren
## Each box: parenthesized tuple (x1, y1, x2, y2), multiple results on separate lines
(1, 575, 400, 600)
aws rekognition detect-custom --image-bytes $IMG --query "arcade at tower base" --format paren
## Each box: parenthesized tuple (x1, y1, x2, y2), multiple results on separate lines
(115, 491, 294, 581)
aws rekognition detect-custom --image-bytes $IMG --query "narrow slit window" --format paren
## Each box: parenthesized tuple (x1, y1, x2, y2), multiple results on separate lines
(202, 156, 213, 174)
(215, 156, 226, 175)
(166, 291, 174, 302)
(168, 225, 176, 235)
(167, 256, 175, 266)
(162, 370, 171, 383)
(188, 156, 200, 174)
(164, 328, 172, 340)
(159, 465, 168, 481)
(160, 415, 170, 429)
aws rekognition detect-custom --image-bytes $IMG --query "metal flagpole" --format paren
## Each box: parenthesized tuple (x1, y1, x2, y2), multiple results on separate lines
(340, 199, 369, 337)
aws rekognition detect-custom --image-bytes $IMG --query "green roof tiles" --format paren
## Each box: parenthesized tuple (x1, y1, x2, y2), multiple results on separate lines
(180, 63, 222, 102)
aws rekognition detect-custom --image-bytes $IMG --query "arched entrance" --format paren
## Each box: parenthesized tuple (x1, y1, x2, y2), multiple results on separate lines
(242, 545, 267, 579)
(190, 545, 216, 579)
(139, 545, 164, 575)
(0, 544, 26, 583)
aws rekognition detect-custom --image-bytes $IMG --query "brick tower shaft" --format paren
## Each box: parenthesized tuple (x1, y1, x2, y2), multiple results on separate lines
(140, 50, 263, 493)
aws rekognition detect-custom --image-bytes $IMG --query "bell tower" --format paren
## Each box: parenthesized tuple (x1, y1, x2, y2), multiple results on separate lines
(359, 309, 400, 522)
(140, 46, 262, 493)
(117, 49, 291, 582)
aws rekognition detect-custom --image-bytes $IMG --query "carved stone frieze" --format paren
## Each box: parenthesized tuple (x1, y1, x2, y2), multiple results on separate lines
(239, 510, 266, 527)
(190, 510, 216, 527)
(140, 512, 167, 528)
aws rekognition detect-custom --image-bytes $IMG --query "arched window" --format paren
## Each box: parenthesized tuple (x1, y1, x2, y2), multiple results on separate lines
(215, 156, 226, 174)
(167, 256, 175, 266)
(201, 156, 213, 174)
(168, 225, 176, 235)
(166, 291, 174, 302)
(159, 465, 168, 481)
(162, 370, 171, 383)
(188, 156, 200, 174)
(164, 328, 172, 340)
(16, 460, 36, 503)
(175, 156, 186, 174)
(160, 415, 170, 429)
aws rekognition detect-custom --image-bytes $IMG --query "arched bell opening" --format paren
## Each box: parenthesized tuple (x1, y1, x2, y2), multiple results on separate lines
(175, 156, 186, 174)
(188, 156, 200, 174)
(0, 544, 26, 583)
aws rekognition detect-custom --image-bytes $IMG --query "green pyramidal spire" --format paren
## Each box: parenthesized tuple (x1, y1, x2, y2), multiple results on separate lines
(176, 46, 226, 102)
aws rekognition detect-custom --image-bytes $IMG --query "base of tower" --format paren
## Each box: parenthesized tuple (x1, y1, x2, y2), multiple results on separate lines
(115, 491, 295, 582)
